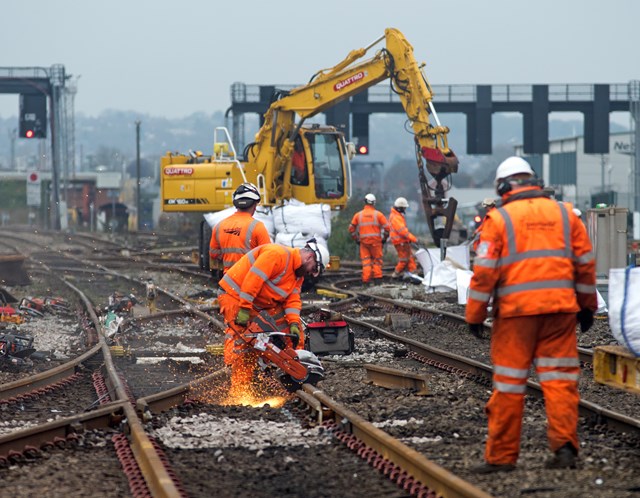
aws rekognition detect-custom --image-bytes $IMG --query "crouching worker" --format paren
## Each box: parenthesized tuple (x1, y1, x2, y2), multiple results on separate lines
(217, 240, 328, 400)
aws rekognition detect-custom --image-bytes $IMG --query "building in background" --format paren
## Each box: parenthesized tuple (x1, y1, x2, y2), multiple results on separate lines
(515, 131, 635, 212)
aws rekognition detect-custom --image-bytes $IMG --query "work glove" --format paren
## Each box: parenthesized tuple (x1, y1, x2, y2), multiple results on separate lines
(289, 323, 301, 348)
(382, 236, 389, 244)
(468, 323, 484, 339)
(576, 308, 594, 333)
(235, 308, 250, 327)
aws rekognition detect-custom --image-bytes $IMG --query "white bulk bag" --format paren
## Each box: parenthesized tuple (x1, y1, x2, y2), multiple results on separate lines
(275, 232, 328, 249)
(273, 203, 332, 239)
(456, 269, 474, 305)
(609, 267, 640, 356)
(203, 207, 236, 228)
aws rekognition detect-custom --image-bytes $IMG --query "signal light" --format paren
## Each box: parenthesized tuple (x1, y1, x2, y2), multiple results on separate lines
(357, 144, 369, 155)
(474, 215, 482, 223)
(25, 129, 34, 139)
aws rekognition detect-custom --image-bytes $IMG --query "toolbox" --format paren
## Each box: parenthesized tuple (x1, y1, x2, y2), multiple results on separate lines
(305, 319, 354, 356)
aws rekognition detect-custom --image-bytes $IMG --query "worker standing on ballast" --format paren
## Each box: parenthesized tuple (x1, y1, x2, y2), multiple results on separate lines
(349, 193, 390, 285)
(389, 197, 418, 278)
(209, 183, 271, 275)
(217, 240, 329, 399)
(466, 156, 597, 473)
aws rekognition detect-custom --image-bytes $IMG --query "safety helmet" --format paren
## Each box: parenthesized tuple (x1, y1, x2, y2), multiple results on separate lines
(232, 182, 261, 209)
(494, 156, 534, 183)
(394, 197, 409, 209)
(364, 193, 376, 205)
(305, 238, 330, 277)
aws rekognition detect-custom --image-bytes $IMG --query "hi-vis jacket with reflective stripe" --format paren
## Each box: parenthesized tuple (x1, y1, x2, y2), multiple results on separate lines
(219, 244, 303, 326)
(209, 212, 271, 272)
(389, 207, 417, 245)
(466, 187, 597, 323)
(349, 205, 390, 245)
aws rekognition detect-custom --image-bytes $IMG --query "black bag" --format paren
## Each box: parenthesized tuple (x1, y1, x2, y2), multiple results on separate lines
(305, 320, 354, 356)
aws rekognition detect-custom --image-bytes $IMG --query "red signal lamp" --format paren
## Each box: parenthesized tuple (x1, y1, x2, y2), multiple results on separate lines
(25, 129, 34, 138)
(474, 215, 482, 223)
(357, 144, 369, 155)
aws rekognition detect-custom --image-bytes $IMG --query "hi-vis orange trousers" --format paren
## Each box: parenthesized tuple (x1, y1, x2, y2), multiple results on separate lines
(485, 312, 580, 465)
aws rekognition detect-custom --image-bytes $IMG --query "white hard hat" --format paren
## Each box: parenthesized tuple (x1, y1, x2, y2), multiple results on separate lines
(364, 193, 376, 205)
(305, 238, 330, 276)
(494, 157, 534, 183)
(394, 197, 409, 209)
(233, 182, 261, 208)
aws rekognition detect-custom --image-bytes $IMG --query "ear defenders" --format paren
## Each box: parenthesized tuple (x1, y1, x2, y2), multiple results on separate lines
(496, 176, 544, 196)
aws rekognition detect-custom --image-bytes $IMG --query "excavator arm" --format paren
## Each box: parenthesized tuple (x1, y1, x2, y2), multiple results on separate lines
(248, 28, 458, 245)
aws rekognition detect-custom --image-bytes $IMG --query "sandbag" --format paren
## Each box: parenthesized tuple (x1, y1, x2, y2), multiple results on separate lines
(609, 267, 640, 356)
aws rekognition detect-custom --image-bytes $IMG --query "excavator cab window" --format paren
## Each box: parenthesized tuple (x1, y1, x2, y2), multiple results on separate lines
(308, 133, 345, 199)
(290, 137, 309, 186)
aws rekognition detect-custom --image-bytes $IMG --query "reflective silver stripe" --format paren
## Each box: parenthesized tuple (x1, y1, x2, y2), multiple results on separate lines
(535, 357, 579, 367)
(360, 233, 380, 238)
(272, 250, 291, 284)
(575, 283, 596, 293)
(221, 274, 241, 294)
(250, 266, 269, 282)
(538, 371, 579, 382)
(558, 202, 571, 255)
(496, 279, 575, 297)
(494, 365, 529, 378)
(247, 248, 258, 264)
(285, 307, 300, 316)
(223, 261, 235, 268)
(474, 257, 498, 268)
(501, 249, 569, 265)
(265, 280, 289, 298)
(494, 381, 527, 393)
(224, 332, 234, 339)
(497, 206, 517, 257)
(469, 289, 491, 302)
(576, 251, 594, 264)
(221, 247, 246, 255)
(271, 311, 285, 320)
(292, 288, 300, 295)
(245, 219, 259, 249)
(239, 291, 254, 303)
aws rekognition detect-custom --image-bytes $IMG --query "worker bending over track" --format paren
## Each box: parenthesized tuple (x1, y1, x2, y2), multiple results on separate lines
(217, 240, 328, 399)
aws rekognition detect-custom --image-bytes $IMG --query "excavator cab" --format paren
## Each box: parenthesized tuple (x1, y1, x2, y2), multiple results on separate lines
(288, 127, 351, 209)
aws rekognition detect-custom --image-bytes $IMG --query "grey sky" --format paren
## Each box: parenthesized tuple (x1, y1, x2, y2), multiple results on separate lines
(1, 0, 639, 119)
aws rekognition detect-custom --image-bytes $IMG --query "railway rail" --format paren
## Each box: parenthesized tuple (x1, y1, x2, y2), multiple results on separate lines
(1, 229, 638, 497)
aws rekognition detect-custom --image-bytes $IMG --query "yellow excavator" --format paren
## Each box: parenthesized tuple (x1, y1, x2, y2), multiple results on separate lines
(161, 27, 459, 266)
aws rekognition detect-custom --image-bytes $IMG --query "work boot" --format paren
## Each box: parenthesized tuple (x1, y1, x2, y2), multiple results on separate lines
(471, 462, 516, 474)
(391, 271, 401, 279)
(373, 278, 383, 286)
(546, 443, 577, 469)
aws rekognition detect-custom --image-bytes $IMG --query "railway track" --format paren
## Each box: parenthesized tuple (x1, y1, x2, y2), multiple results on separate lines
(1, 229, 639, 497)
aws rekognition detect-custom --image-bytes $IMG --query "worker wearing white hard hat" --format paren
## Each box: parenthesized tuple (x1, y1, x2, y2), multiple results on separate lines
(349, 193, 390, 285)
(389, 197, 418, 278)
(466, 155, 596, 473)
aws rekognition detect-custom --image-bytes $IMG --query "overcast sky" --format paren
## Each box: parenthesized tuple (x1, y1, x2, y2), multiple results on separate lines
(1, 0, 639, 119)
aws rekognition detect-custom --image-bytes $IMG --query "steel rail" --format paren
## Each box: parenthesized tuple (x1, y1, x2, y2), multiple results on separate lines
(334, 296, 640, 436)
(301, 384, 492, 498)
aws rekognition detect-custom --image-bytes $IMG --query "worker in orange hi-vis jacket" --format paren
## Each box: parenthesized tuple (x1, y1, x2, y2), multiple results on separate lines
(388, 197, 418, 278)
(348, 193, 390, 285)
(465, 156, 597, 474)
(217, 240, 329, 400)
(209, 183, 271, 275)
